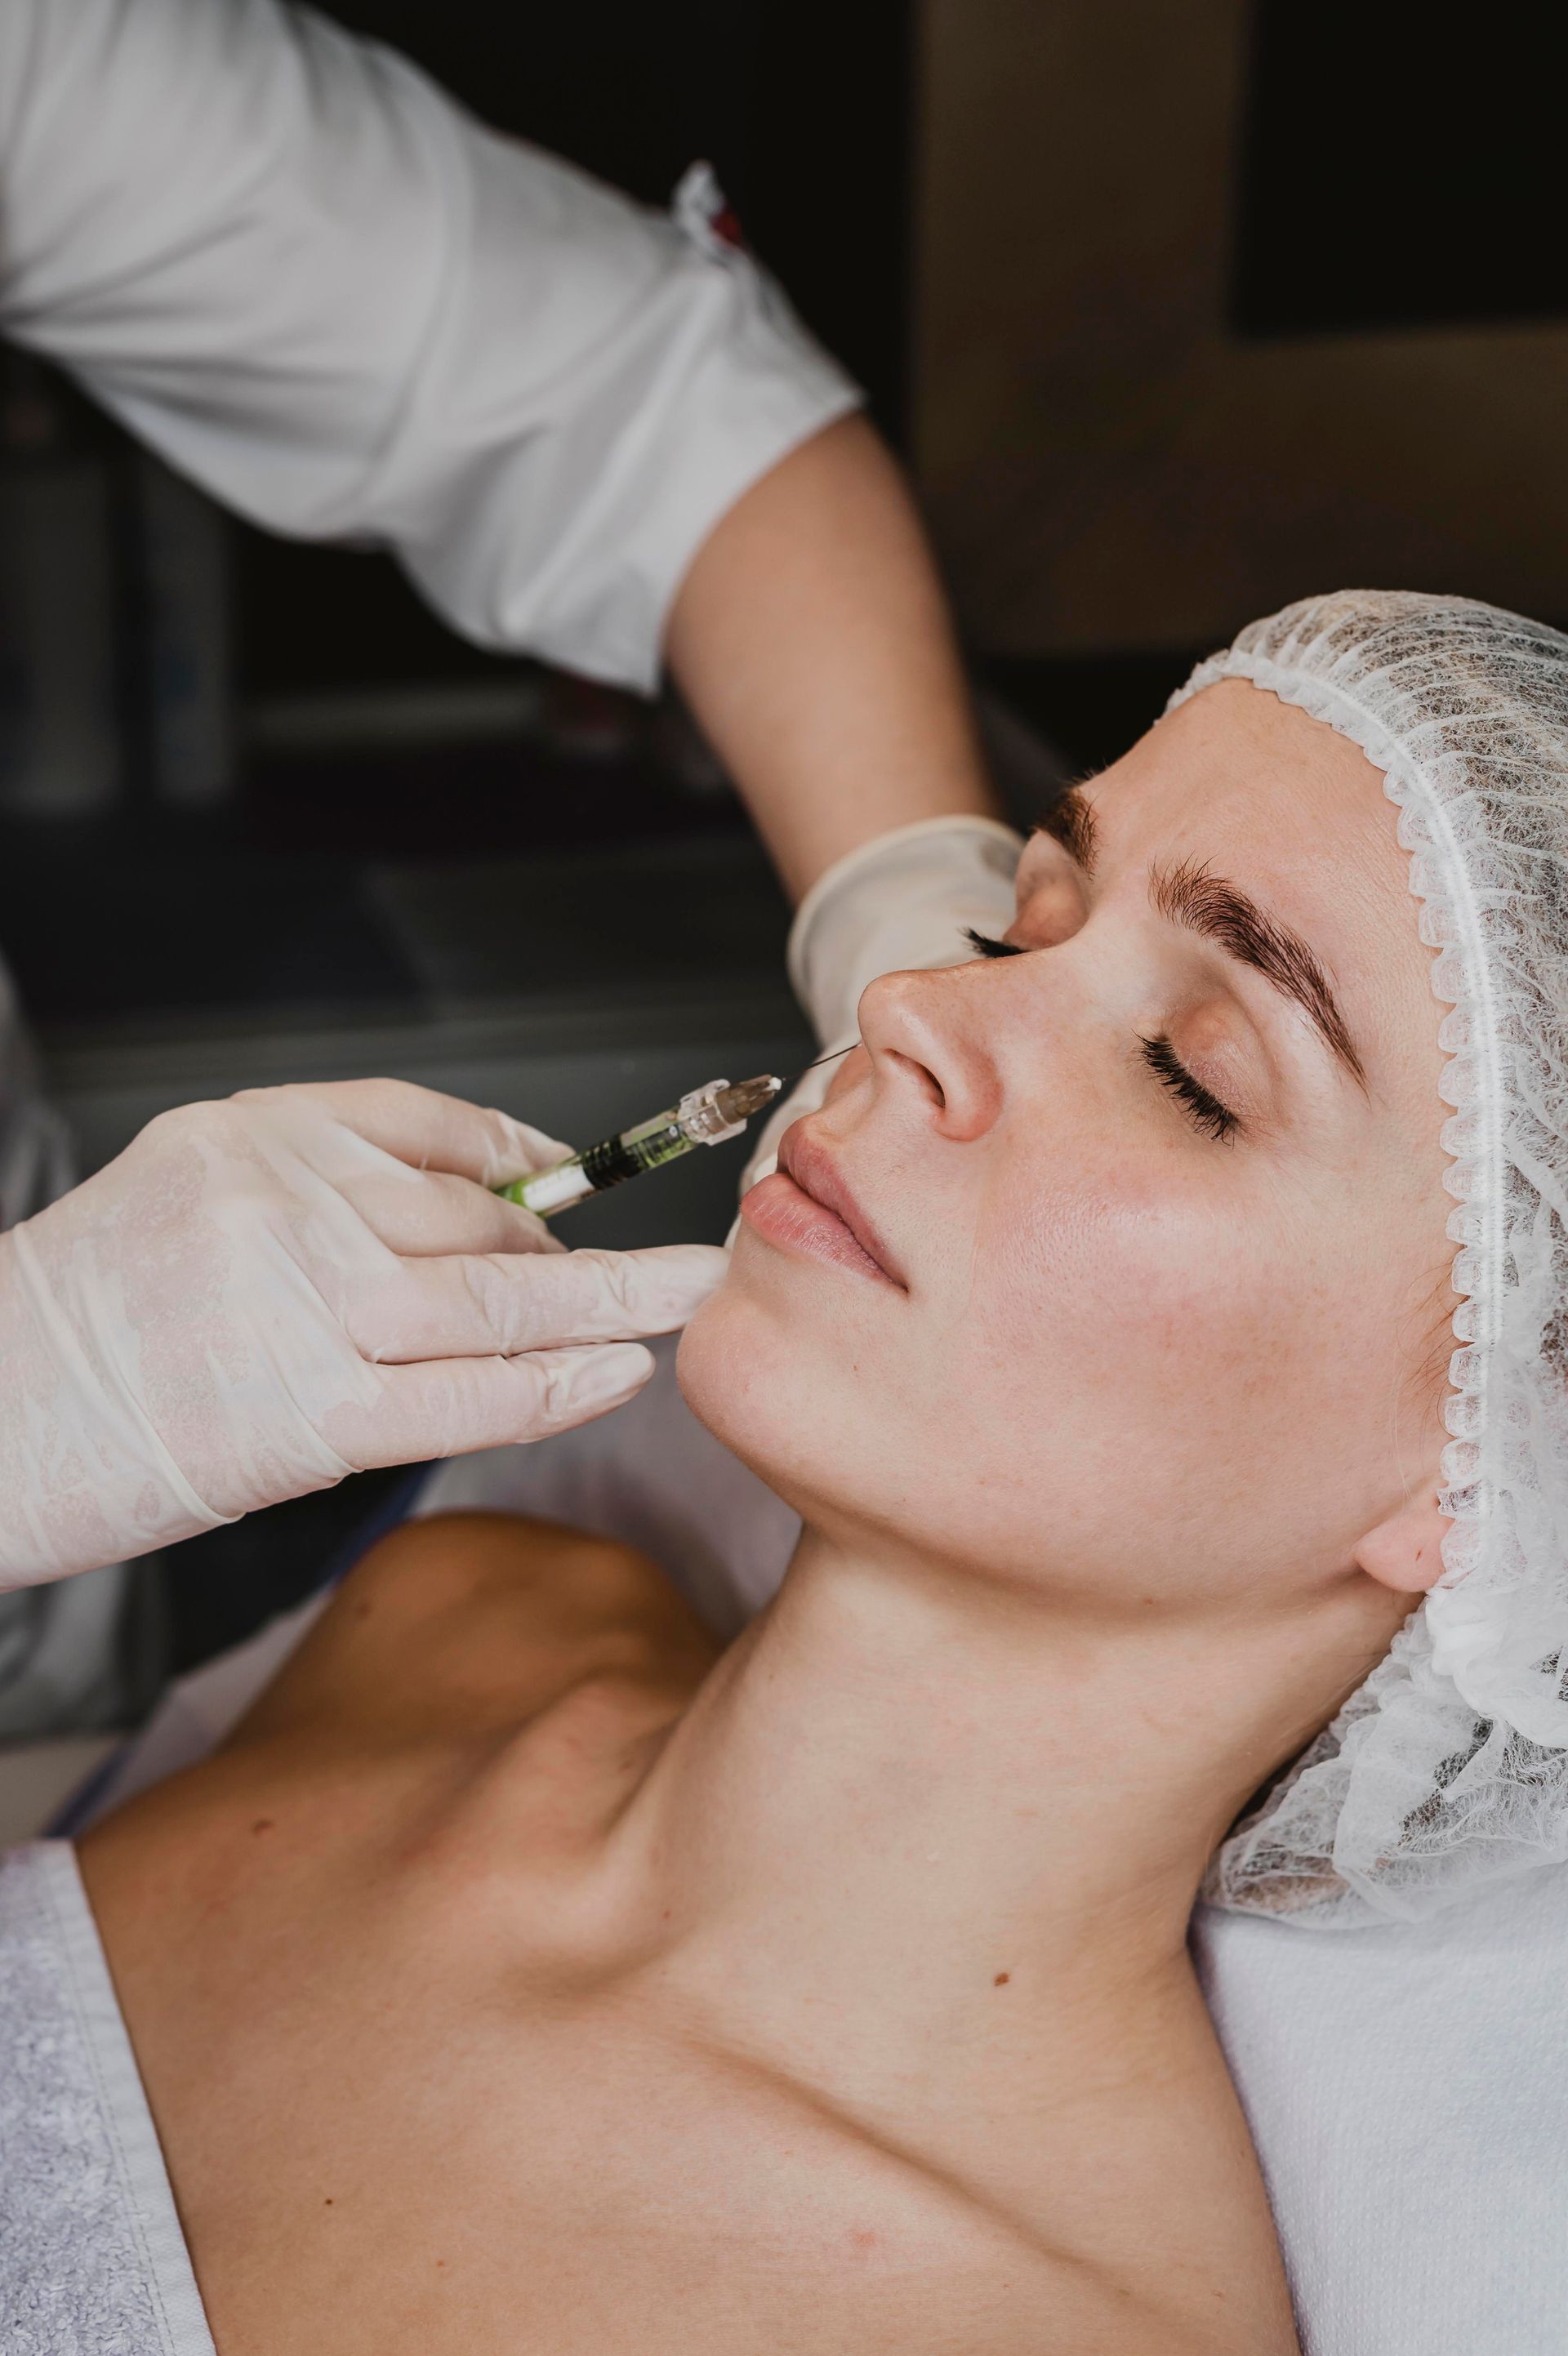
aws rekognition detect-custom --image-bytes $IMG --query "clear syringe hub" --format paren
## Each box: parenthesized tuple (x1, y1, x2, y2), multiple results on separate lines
(497, 1075, 783, 1218)
(675, 1074, 783, 1145)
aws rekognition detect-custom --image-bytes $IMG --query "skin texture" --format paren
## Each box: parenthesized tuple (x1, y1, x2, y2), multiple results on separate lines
(666, 414, 1002, 901)
(82, 681, 1455, 2354)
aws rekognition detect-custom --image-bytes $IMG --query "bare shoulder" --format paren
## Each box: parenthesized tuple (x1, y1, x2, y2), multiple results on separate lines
(234, 1509, 722, 1750)
(80, 1510, 719, 1975)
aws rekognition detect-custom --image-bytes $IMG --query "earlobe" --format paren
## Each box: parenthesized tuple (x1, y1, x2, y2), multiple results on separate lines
(1354, 1489, 1451, 1594)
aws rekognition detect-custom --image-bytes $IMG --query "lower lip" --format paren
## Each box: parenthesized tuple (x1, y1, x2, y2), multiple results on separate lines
(740, 1171, 896, 1288)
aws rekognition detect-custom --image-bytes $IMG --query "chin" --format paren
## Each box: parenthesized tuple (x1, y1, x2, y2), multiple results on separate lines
(675, 1279, 771, 1454)
(675, 1265, 847, 1521)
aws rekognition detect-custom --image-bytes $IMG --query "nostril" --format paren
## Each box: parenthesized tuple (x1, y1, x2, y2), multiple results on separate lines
(887, 1048, 945, 1112)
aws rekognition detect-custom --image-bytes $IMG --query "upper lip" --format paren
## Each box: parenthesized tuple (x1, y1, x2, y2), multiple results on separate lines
(776, 1125, 906, 1289)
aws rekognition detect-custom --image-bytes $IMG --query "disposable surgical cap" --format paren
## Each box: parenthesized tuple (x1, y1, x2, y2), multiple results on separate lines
(1170, 590, 1568, 1925)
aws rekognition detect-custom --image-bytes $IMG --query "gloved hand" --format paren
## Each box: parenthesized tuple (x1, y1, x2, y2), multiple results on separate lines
(740, 814, 1025, 1191)
(0, 1079, 725, 1589)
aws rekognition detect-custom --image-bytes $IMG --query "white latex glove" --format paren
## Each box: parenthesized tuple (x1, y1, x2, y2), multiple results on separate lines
(0, 1079, 726, 1590)
(739, 815, 1025, 1191)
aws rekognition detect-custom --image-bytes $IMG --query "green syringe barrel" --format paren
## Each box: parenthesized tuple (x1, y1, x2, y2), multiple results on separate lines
(494, 1074, 782, 1220)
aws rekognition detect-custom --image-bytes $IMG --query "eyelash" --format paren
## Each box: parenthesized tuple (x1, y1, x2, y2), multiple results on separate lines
(963, 929, 1240, 1143)
(1138, 1037, 1238, 1142)
(964, 928, 1019, 960)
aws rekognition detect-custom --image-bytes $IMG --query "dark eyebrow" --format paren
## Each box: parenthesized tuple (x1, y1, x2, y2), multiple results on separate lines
(1036, 784, 1099, 875)
(1151, 858, 1365, 1085)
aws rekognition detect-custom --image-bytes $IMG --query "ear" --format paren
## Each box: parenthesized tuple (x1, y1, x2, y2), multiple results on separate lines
(1354, 1487, 1450, 1595)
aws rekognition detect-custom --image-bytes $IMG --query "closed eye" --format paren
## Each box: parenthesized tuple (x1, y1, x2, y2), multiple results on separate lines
(967, 930, 1237, 1140)
(964, 928, 1023, 959)
(1140, 1036, 1237, 1142)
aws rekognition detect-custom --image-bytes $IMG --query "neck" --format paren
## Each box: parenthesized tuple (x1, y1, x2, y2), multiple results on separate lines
(609, 1526, 1394, 2094)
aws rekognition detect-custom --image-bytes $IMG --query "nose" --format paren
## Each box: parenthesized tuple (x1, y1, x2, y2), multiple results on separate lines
(855, 962, 1004, 1142)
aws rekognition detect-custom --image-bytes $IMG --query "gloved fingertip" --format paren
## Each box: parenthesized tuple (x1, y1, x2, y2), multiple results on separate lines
(486, 1112, 577, 1188)
(558, 1339, 655, 1414)
(644, 1242, 730, 1279)
(630, 1243, 730, 1320)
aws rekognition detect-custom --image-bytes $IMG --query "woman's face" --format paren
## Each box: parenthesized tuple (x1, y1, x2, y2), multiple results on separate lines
(679, 681, 1453, 1614)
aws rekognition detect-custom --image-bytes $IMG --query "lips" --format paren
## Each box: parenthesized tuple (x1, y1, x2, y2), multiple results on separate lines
(739, 1125, 905, 1290)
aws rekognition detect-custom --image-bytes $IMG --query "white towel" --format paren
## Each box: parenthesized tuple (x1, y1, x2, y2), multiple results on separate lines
(0, 1842, 215, 2355)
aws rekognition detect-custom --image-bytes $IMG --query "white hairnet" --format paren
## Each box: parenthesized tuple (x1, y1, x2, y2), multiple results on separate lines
(1170, 590, 1568, 1925)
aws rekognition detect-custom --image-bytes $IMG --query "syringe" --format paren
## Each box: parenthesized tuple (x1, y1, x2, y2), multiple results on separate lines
(494, 1075, 785, 1219)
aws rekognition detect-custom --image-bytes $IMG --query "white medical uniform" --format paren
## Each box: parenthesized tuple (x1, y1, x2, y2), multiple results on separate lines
(0, 0, 858, 1730)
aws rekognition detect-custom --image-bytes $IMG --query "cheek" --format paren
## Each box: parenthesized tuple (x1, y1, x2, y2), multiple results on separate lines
(926, 1160, 1386, 1500)
(677, 1142, 1437, 1588)
(945, 1160, 1246, 1359)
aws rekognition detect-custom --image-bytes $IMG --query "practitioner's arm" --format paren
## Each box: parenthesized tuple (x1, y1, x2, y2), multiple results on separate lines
(666, 411, 1026, 1183)
(664, 412, 1003, 902)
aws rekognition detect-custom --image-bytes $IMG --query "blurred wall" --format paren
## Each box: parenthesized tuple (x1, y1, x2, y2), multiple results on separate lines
(915, 0, 1568, 654)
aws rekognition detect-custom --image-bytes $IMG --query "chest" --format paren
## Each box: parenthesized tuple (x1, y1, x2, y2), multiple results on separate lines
(84, 1758, 1292, 2356)
(154, 1962, 1053, 2356)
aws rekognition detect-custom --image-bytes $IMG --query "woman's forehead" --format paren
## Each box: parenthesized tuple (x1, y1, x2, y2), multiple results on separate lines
(1034, 679, 1401, 888)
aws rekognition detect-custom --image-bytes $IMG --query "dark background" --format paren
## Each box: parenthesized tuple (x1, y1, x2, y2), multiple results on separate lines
(1229, 6, 1568, 343)
(238, 0, 1568, 804)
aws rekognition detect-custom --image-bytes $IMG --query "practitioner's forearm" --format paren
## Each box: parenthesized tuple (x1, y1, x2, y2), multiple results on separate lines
(664, 414, 1000, 903)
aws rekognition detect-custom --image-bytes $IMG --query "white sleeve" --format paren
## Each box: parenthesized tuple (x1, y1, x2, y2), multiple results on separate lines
(0, 0, 860, 689)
